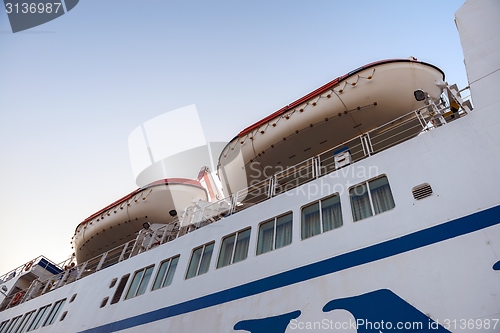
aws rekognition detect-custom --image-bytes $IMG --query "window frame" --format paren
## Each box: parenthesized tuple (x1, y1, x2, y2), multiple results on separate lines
(42, 298, 66, 327)
(256, 212, 293, 255)
(152, 255, 180, 291)
(217, 228, 251, 269)
(12, 310, 35, 333)
(124, 265, 155, 300)
(26, 304, 51, 331)
(349, 175, 395, 222)
(185, 241, 215, 279)
(110, 274, 130, 304)
(0, 320, 9, 333)
(301, 193, 343, 240)
(4, 315, 21, 333)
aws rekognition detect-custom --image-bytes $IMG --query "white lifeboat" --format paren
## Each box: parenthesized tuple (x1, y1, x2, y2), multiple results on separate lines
(73, 178, 207, 263)
(217, 59, 445, 200)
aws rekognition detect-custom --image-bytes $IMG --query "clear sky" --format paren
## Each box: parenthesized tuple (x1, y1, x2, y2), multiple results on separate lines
(0, 0, 468, 274)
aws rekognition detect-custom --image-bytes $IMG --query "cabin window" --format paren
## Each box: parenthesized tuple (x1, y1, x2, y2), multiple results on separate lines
(43, 298, 66, 327)
(0, 321, 9, 333)
(256, 212, 292, 255)
(100, 297, 109, 308)
(59, 311, 68, 322)
(4, 315, 21, 333)
(26, 304, 51, 331)
(125, 265, 155, 300)
(217, 228, 251, 268)
(110, 274, 130, 304)
(109, 278, 117, 288)
(152, 255, 180, 291)
(350, 175, 395, 221)
(186, 242, 215, 279)
(301, 194, 343, 239)
(12, 310, 35, 333)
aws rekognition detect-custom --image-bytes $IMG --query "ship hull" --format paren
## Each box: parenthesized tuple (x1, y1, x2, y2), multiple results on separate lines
(77, 217, 500, 333)
(1, 1, 499, 332)
(4, 102, 499, 332)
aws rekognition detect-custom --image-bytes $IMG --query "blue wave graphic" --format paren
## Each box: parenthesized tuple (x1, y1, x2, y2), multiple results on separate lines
(323, 289, 451, 332)
(234, 310, 301, 333)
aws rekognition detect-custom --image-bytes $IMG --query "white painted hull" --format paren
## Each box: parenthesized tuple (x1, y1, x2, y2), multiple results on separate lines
(80, 225, 498, 332)
(4, 101, 499, 332)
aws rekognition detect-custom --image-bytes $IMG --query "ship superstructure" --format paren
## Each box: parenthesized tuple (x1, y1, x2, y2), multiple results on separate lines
(0, 1, 499, 332)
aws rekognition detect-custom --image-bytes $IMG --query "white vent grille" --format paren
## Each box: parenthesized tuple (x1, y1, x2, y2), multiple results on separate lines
(412, 183, 433, 200)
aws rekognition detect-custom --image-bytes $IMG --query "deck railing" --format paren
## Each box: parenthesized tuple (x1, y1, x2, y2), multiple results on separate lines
(1, 85, 471, 310)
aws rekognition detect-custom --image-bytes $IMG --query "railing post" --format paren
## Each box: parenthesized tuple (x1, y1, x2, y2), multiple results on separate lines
(429, 99, 446, 127)
(365, 132, 374, 155)
(361, 134, 372, 156)
(118, 241, 131, 262)
(25, 279, 43, 301)
(415, 109, 427, 130)
(96, 253, 108, 271)
(54, 272, 67, 288)
(40, 278, 53, 295)
(269, 176, 275, 197)
(129, 233, 143, 257)
(314, 157, 320, 178)
(160, 225, 170, 245)
(76, 262, 87, 280)
(230, 193, 238, 214)
(198, 207, 205, 225)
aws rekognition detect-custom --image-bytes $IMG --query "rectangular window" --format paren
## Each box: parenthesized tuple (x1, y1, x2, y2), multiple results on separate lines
(12, 311, 35, 333)
(256, 212, 292, 255)
(125, 265, 154, 300)
(26, 304, 51, 331)
(301, 194, 343, 239)
(350, 183, 372, 221)
(4, 316, 21, 333)
(152, 255, 179, 291)
(257, 220, 274, 255)
(0, 320, 9, 333)
(185, 242, 215, 279)
(350, 175, 395, 221)
(217, 228, 251, 268)
(369, 176, 395, 214)
(233, 228, 251, 262)
(42, 298, 66, 327)
(301, 202, 320, 239)
(110, 274, 130, 304)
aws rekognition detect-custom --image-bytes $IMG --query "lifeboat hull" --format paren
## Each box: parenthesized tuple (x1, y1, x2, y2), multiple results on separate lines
(217, 59, 445, 200)
(73, 179, 207, 263)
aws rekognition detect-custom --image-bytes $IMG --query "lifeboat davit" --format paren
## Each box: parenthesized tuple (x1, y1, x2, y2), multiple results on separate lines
(73, 178, 207, 263)
(217, 59, 445, 200)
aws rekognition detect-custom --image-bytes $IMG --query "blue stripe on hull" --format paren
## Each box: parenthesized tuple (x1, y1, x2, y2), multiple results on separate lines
(80, 204, 500, 333)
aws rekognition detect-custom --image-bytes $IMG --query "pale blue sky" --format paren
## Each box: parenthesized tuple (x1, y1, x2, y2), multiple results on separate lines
(0, 0, 467, 273)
